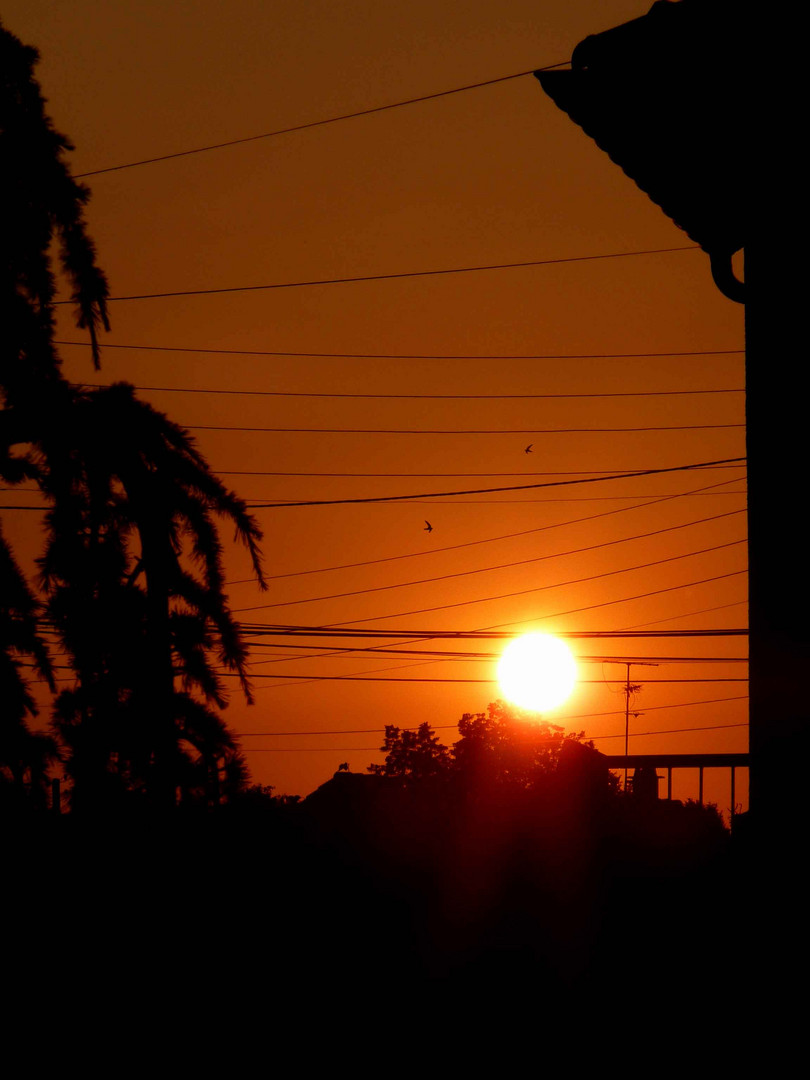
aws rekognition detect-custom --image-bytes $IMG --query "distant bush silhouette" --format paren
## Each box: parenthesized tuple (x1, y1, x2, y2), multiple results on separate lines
(367, 721, 452, 783)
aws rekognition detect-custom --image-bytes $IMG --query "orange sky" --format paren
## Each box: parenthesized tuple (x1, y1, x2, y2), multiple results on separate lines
(2, 1, 746, 806)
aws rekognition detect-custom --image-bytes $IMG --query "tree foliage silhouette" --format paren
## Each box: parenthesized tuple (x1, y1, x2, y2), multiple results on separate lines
(40, 383, 267, 809)
(0, 522, 59, 809)
(368, 700, 595, 795)
(1, 22, 266, 812)
(367, 722, 452, 783)
(1, 19, 109, 405)
(453, 700, 587, 791)
(1, 21, 112, 806)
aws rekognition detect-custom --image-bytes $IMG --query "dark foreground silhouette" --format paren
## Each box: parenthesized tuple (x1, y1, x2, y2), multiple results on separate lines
(7, 771, 748, 1023)
(6, 712, 754, 1032)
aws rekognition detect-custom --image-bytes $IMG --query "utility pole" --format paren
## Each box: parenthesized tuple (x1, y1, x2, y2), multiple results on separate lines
(624, 663, 638, 790)
(605, 660, 657, 789)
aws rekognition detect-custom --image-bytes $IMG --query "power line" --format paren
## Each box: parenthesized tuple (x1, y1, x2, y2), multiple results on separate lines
(239, 626, 748, 641)
(230, 673, 748, 683)
(55, 246, 699, 305)
(620, 601, 748, 630)
(8, 466, 746, 479)
(193, 422, 743, 434)
(235, 708, 749, 737)
(4, 485, 745, 497)
(233, 484, 745, 674)
(243, 643, 748, 663)
(219, 465, 746, 478)
(239, 720, 749, 751)
(244, 561, 747, 678)
(576, 699, 748, 721)
(233, 510, 746, 612)
(322, 495, 747, 506)
(73, 64, 565, 179)
(0, 488, 748, 518)
(247, 616, 747, 681)
(284, 568, 748, 630)
(245, 458, 746, 509)
(235, 590, 749, 700)
(56, 340, 745, 360)
(0, 466, 747, 517)
(231, 494, 748, 508)
(588, 721, 748, 741)
(237, 539, 746, 617)
(233, 620, 749, 687)
(246, 648, 748, 671)
(4, 489, 744, 504)
(77, 380, 745, 401)
(34, 616, 748, 645)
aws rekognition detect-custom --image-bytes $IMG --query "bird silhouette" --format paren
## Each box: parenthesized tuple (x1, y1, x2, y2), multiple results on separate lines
(524, 443, 533, 454)
(424, 520, 433, 533)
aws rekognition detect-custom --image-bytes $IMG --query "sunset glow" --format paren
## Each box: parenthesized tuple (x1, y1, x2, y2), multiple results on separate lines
(0, 1, 748, 810)
(2, 2, 755, 1001)
(497, 633, 577, 713)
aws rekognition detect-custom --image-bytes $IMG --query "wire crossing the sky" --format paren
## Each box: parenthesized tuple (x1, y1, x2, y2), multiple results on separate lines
(234, 708, 748, 737)
(233, 512, 746, 613)
(238, 543, 745, 617)
(245, 458, 746, 509)
(0, 469, 747, 514)
(77, 381, 745, 401)
(194, 422, 742, 434)
(238, 628, 748, 640)
(56, 340, 745, 360)
(219, 476, 745, 585)
(57, 246, 699, 304)
(73, 63, 568, 178)
(298, 569, 748, 629)
(237, 719, 749, 752)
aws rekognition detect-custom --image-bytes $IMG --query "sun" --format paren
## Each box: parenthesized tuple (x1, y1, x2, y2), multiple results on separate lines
(497, 633, 577, 713)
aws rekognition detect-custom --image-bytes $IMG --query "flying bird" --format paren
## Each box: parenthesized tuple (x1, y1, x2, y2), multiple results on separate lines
(524, 444, 533, 454)
(424, 520, 433, 533)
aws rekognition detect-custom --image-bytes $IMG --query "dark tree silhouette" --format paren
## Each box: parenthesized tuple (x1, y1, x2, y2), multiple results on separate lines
(0, 522, 59, 810)
(452, 699, 588, 791)
(40, 384, 266, 810)
(173, 692, 250, 808)
(368, 722, 452, 784)
(366, 702, 601, 796)
(0, 20, 109, 406)
(2, 24, 266, 812)
(1, 22, 111, 807)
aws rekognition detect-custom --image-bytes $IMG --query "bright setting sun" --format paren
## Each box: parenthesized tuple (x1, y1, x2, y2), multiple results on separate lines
(497, 633, 577, 713)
